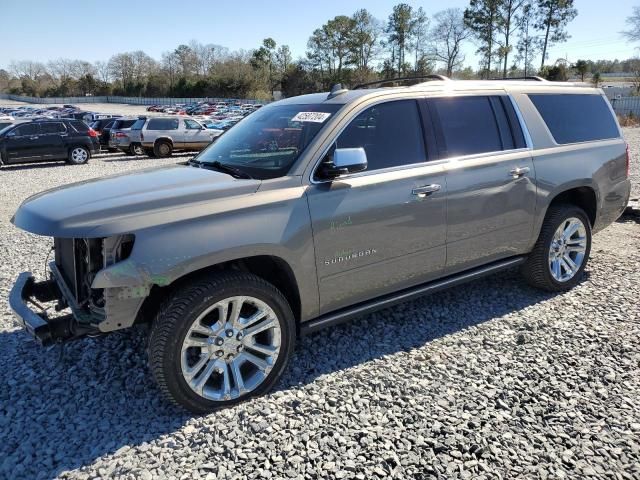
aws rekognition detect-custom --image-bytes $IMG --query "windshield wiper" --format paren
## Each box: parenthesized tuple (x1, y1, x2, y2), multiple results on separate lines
(188, 159, 252, 179)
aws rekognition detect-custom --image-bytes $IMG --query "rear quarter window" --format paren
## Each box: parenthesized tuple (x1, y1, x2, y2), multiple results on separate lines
(131, 119, 146, 130)
(69, 120, 89, 132)
(528, 94, 619, 144)
(147, 118, 179, 130)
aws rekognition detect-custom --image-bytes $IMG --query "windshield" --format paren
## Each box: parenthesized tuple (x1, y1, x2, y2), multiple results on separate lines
(193, 103, 342, 180)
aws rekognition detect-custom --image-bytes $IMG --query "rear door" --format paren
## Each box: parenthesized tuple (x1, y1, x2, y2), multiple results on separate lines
(39, 121, 68, 159)
(4, 123, 42, 162)
(426, 93, 536, 273)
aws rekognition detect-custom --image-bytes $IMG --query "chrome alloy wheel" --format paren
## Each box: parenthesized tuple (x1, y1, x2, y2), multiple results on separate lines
(71, 147, 88, 163)
(548, 217, 587, 282)
(180, 296, 282, 401)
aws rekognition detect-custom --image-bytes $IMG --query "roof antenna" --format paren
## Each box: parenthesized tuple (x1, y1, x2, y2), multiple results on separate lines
(327, 83, 348, 99)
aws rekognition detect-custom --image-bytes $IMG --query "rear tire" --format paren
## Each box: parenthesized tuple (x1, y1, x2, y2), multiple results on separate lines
(148, 272, 296, 413)
(153, 140, 172, 158)
(67, 146, 90, 165)
(127, 143, 143, 156)
(521, 204, 591, 292)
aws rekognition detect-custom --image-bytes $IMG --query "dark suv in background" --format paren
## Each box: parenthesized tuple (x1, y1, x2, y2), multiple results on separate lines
(0, 119, 99, 166)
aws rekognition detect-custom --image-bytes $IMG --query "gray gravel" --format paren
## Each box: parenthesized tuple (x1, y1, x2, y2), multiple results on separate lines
(1, 132, 639, 480)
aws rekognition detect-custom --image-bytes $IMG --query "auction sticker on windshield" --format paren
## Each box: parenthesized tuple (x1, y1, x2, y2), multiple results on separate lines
(292, 112, 332, 123)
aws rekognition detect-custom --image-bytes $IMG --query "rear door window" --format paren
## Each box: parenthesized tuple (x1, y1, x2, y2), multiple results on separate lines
(147, 118, 179, 130)
(430, 96, 505, 157)
(40, 122, 67, 134)
(528, 94, 619, 144)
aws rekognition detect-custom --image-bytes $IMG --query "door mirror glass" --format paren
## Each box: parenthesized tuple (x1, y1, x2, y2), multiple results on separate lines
(319, 147, 368, 179)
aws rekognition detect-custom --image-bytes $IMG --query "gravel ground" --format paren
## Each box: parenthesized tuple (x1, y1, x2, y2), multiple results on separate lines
(0, 130, 639, 480)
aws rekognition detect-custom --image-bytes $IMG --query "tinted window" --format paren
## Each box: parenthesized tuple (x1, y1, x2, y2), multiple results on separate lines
(431, 96, 502, 157)
(40, 122, 66, 134)
(131, 119, 146, 130)
(147, 118, 179, 130)
(114, 119, 136, 129)
(13, 124, 39, 136)
(335, 100, 426, 171)
(528, 94, 619, 144)
(70, 120, 89, 132)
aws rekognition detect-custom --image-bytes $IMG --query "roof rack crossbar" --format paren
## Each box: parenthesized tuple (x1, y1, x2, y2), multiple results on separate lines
(353, 74, 450, 90)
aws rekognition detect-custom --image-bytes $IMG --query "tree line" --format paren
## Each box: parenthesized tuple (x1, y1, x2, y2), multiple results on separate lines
(0, 0, 622, 101)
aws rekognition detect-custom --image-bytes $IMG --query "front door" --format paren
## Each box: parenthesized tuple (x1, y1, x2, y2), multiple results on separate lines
(306, 99, 447, 314)
(183, 119, 214, 149)
(427, 94, 536, 273)
(5, 123, 42, 163)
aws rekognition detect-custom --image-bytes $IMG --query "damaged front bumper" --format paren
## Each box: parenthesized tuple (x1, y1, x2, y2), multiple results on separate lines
(9, 269, 98, 346)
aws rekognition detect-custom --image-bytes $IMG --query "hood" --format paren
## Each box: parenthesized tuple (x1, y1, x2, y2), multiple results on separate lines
(12, 164, 261, 237)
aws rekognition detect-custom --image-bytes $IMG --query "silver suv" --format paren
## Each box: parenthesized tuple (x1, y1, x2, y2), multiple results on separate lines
(128, 116, 222, 157)
(9, 78, 631, 413)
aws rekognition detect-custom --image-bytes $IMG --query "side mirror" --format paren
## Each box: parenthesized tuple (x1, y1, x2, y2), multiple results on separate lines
(319, 147, 368, 179)
(6, 131, 16, 137)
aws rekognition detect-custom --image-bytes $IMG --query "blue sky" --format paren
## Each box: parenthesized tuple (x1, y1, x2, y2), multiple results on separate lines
(2, 0, 638, 69)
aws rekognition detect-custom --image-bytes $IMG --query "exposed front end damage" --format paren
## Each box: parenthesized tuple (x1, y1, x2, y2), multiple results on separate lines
(9, 234, 148, 345)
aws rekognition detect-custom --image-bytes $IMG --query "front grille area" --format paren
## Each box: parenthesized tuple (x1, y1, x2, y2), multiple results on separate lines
(54, 238, 78, 298)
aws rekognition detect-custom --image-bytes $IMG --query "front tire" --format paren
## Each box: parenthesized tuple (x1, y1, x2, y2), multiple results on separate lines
(148, 272, 296, 413)
(67, 146, 90, 165)
(521, 204, 591, 292)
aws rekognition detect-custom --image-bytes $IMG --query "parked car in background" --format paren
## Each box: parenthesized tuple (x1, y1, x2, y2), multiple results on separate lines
(0, 118, 98, 166)
(109, 117, 145, 155)
(0, 115, 15, 131)
(129, 116, 222, 157)
(90, 118, 117, 151)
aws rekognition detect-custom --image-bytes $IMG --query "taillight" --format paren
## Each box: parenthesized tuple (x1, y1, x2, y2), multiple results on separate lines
(626, 143, 631, 178)
(115, 132, 128, 138)
(88, 128, 97, 137)
(140, 132, 144, 141)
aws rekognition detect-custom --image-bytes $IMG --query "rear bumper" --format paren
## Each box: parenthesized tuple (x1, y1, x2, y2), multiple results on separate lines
(594, 178, 632, 233)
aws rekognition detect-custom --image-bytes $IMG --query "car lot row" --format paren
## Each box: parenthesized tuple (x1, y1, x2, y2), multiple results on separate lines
(0, 100, 264, 166)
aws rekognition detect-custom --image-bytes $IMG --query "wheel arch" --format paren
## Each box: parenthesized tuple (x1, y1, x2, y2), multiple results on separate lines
(547, 185, 598, 226)
(135, 254, 302, 331)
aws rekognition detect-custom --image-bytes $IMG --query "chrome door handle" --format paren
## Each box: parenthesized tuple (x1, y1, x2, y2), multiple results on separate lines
(29, 136, 39, 140)
(412, 184, 441, 198)
(509, 166, 530, 178)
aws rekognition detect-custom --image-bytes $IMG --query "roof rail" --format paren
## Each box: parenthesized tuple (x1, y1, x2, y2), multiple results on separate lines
(353, 74, 450, 90)
(493, 76, 547, 81)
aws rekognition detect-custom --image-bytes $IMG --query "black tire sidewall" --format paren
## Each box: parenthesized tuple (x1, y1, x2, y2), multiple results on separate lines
(153, 276, 296, 413)
(539, 207, 592, 290)
(154, 141, 172, 157)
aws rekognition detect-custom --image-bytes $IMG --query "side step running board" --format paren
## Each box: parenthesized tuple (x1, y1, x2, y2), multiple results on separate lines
(300, 256, 525, 335)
